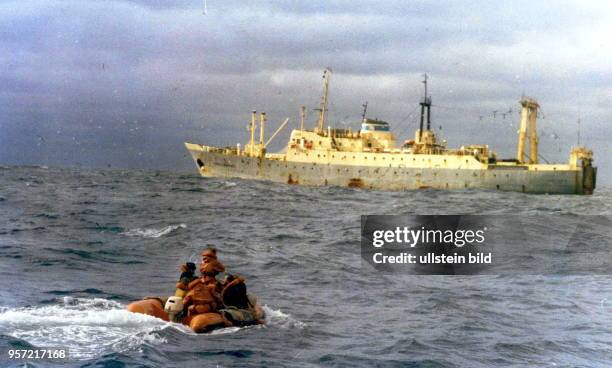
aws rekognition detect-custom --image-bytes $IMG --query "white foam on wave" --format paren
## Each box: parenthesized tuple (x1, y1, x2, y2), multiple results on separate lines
(263, 305, 306, 329)
(122, 223, 186, 238)
(0, 297, 169, 360)
(200, 306, 305, 335)
(209, 326, 243, 335)
(0, 298, 305, 360)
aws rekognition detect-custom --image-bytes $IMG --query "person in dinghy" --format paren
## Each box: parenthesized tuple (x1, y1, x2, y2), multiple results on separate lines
(127, 247, 265, 333)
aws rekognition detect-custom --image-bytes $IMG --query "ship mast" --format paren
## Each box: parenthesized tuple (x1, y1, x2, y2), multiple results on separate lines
(418, 73, 432, 142)
(316, 68, 332, 133)
(577, 116, 581, 146)
(249, 110, 257, 156)
(300, 106, 306, 131)
(516, 97, 539, 164)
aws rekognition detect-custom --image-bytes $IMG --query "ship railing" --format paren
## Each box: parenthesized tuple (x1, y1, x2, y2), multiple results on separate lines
(201, 145, 240, 155)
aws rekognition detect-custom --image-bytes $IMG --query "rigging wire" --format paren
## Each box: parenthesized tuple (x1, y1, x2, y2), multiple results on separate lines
(322, 95, 570, 155)
(394, 104, 422, 139)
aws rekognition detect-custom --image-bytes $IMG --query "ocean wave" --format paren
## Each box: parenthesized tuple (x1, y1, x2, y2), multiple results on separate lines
(122, 223, 186, 238)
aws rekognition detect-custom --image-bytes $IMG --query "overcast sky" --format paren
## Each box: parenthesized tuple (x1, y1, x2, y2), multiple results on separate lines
(1, 0, 610, 184)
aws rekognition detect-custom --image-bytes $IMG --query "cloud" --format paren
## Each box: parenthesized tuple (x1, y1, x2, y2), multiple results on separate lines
(0, 0, 610, 183)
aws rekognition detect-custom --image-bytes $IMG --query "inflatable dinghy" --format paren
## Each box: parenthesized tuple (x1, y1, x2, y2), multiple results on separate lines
(127, 277, 265, 333)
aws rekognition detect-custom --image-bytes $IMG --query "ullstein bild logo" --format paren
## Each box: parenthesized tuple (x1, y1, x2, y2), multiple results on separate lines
(361, 215, 612, 275)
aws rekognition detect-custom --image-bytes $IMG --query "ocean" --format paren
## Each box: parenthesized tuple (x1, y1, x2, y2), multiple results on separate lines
(0, 166, 610, 367)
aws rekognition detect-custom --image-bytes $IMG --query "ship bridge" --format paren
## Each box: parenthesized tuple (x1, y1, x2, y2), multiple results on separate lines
(360, 119, 390, 132)
(360, 119, 395, 150)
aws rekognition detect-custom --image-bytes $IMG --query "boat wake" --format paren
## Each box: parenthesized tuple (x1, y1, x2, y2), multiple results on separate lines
(121, 223, 187, 238)
(0, 298, 303, 360)
(0, 297, 167, 359)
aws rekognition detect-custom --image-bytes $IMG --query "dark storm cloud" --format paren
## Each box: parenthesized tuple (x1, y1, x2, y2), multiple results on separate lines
(0, 0, 610, 182)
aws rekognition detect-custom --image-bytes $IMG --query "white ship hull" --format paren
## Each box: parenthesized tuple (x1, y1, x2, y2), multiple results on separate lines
(186, 143, 595, 194)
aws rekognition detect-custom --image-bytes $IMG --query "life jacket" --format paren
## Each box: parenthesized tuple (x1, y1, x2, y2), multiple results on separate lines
(183, 278, 220, 316)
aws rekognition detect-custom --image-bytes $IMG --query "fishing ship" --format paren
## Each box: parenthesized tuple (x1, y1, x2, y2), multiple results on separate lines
(185, 69, 596, 194)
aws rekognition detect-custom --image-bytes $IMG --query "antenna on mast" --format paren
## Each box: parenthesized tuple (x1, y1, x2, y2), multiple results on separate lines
(361, 101, 368, 122)
(577, 107, 582, 146)
(203, 0, 208, 15)
(423, 73, 428, 101)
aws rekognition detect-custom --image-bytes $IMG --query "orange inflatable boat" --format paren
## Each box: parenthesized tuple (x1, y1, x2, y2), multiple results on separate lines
(127, 277, 265, 333)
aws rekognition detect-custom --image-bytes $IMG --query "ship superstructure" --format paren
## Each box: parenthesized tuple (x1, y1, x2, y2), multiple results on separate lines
(185, 69, 596, 194)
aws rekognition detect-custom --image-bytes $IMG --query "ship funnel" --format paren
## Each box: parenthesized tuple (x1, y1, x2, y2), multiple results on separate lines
(516, 97, 539, 164)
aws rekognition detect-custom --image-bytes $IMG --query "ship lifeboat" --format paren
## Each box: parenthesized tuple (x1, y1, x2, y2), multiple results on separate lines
(126, 278, 265, 333)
